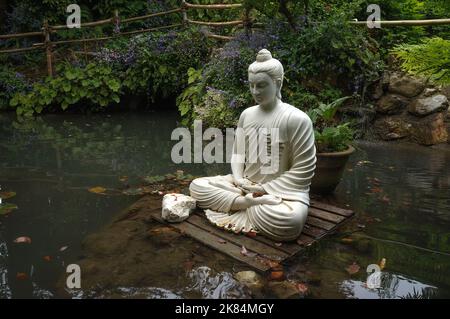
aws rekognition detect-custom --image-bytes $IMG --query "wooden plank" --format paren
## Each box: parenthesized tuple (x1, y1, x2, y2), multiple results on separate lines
(297, 234, 315, 247)
(145, 197, 354, 272)
(305, 216, 336, 231)
(193, 210, 303, 256)
(310, 200, 354, 217)
(246, 232, 304, 256)
(309, 207, 345, 224)
(301, 224, 329, 239)
(187, 213, 289, 261)
(151, 211, 271, 272)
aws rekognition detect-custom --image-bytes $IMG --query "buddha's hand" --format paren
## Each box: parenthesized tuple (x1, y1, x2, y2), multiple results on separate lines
(233, 177, 253, 188)
(241, 184, 266, 194)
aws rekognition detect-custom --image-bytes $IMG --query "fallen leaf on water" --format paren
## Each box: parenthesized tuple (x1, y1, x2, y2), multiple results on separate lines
(296, 283, 309, 294)
(13, 236, 31, 244)
(218, 239, 227, 244)
(381, 195, 390, 203)
(341, 238, 353, 244)
(0, 191, 16, 200)
(88, 186, 107, 194)
(16, 272, 28, 281)
(59, 246, 69, 252)
(346, 262, 360, 275)
(274, 242, 282, 247)
(240, 245, 257, 258)
(245, 230, 257, 238)
(0, 203, 18, 216)
(379, 258, 386, 270)
(268, 270, 284, 281)
(357, 224, 366, 229)
(257, 257, 280, 269)
(370, 187, 383, 194)
(119, 176, 128, 182)
(374, 218, 382, 222)
(184, 260, 194, 271)
(43, 256, 52, 262)
(149, 227, 174, 236)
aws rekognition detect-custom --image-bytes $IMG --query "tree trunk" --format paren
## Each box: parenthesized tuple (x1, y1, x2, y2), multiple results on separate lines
(278, 0, 297, 30)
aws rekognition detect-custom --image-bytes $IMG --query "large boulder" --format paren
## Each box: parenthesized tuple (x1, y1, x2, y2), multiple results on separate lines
(374, 115, 411, 140)
(388, 73, 425, 98)
(376, 94, 409, 114)
(408, 94, 449, 117)
(442, 86, 450, 101)
(409, 112, 448, 145)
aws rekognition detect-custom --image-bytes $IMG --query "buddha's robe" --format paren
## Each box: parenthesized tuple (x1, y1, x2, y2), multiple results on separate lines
(189, 103, 316, 241)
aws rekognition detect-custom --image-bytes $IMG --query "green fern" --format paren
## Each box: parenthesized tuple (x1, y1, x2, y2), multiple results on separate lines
(392, 37, 450, 85)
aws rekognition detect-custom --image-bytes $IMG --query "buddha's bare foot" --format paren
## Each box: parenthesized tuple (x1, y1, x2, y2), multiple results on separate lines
(245, 193, 282, 206)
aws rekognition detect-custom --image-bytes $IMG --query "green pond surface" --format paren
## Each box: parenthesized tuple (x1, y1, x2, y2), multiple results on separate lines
(0, 111, 449, 299)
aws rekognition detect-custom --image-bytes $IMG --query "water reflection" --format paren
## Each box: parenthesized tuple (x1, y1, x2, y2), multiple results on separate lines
(0, 113, 449, 298)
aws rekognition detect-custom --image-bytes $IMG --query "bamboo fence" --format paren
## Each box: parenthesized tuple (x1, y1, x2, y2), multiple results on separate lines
(0, 1, 250, 76)
(1, 0, 449, 77)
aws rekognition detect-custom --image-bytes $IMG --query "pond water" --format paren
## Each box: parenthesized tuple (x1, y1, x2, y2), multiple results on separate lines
(0, 111, 449, 299)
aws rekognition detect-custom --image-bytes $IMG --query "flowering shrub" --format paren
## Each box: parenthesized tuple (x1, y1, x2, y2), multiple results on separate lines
(0, 67, 31, 110)
(177, 11, 383, 129)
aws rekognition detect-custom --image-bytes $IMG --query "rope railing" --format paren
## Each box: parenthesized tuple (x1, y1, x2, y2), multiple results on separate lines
(0, 1, 248, 76)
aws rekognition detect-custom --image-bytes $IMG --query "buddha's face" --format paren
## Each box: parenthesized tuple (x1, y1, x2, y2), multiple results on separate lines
(248, 72, 280, 107)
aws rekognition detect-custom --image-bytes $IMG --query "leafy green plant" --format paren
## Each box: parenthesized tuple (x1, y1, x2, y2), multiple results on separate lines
(391, 37, 450, 85)
(0, 66, 31, 110)
(120, 29, 211, 101)
(307, 96, 354, 152)
(10, 62, 121, 116)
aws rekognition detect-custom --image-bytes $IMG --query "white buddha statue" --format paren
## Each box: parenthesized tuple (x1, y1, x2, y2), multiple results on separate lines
(189, 49, 316, 242)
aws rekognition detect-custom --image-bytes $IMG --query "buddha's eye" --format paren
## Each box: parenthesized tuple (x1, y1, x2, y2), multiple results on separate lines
(257, 82, 267, 88)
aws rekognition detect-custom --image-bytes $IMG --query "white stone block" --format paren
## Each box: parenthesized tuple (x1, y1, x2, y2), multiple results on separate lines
(161, 193, 196, 223)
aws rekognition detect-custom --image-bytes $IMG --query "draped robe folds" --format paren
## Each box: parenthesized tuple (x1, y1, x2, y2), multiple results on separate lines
(189, 102, 317, 241)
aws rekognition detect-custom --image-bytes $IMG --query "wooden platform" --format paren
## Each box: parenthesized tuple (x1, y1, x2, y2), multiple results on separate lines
(150, 199, 354, 272)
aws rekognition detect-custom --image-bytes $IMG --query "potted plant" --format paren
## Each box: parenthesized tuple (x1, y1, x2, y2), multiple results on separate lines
(307, 96, 355, 194)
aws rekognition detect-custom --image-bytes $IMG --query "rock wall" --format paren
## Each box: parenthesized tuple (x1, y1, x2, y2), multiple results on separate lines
(371, 72, 450, 146)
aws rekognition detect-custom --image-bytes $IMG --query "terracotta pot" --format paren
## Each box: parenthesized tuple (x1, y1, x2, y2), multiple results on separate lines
(311, 145, 355, 194)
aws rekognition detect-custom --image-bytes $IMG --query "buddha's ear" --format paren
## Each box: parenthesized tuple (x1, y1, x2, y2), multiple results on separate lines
(276, 78, 283, 90)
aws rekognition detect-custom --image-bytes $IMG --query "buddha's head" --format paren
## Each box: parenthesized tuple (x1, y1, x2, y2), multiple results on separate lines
(248, 49, 284, 108)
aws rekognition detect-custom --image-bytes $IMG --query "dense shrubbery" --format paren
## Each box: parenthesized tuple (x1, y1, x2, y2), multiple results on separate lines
(0, 67, 31, 110)
(8, 28, 211, 116)
(177, 7, 383, 128)
(1, 0, 449, 127)
(10, 63, 121, 116)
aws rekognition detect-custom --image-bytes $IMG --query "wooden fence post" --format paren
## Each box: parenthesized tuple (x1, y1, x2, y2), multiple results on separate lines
(244, 6, 251, 38)
(181, 0, 188, 27)
(113, 9, 120, 34)
(43, 20, 53, 77)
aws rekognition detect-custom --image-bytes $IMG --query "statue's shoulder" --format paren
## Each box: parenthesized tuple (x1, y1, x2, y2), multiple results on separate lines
(283, 103, 313, 126)
(239, 105, 258, 119)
